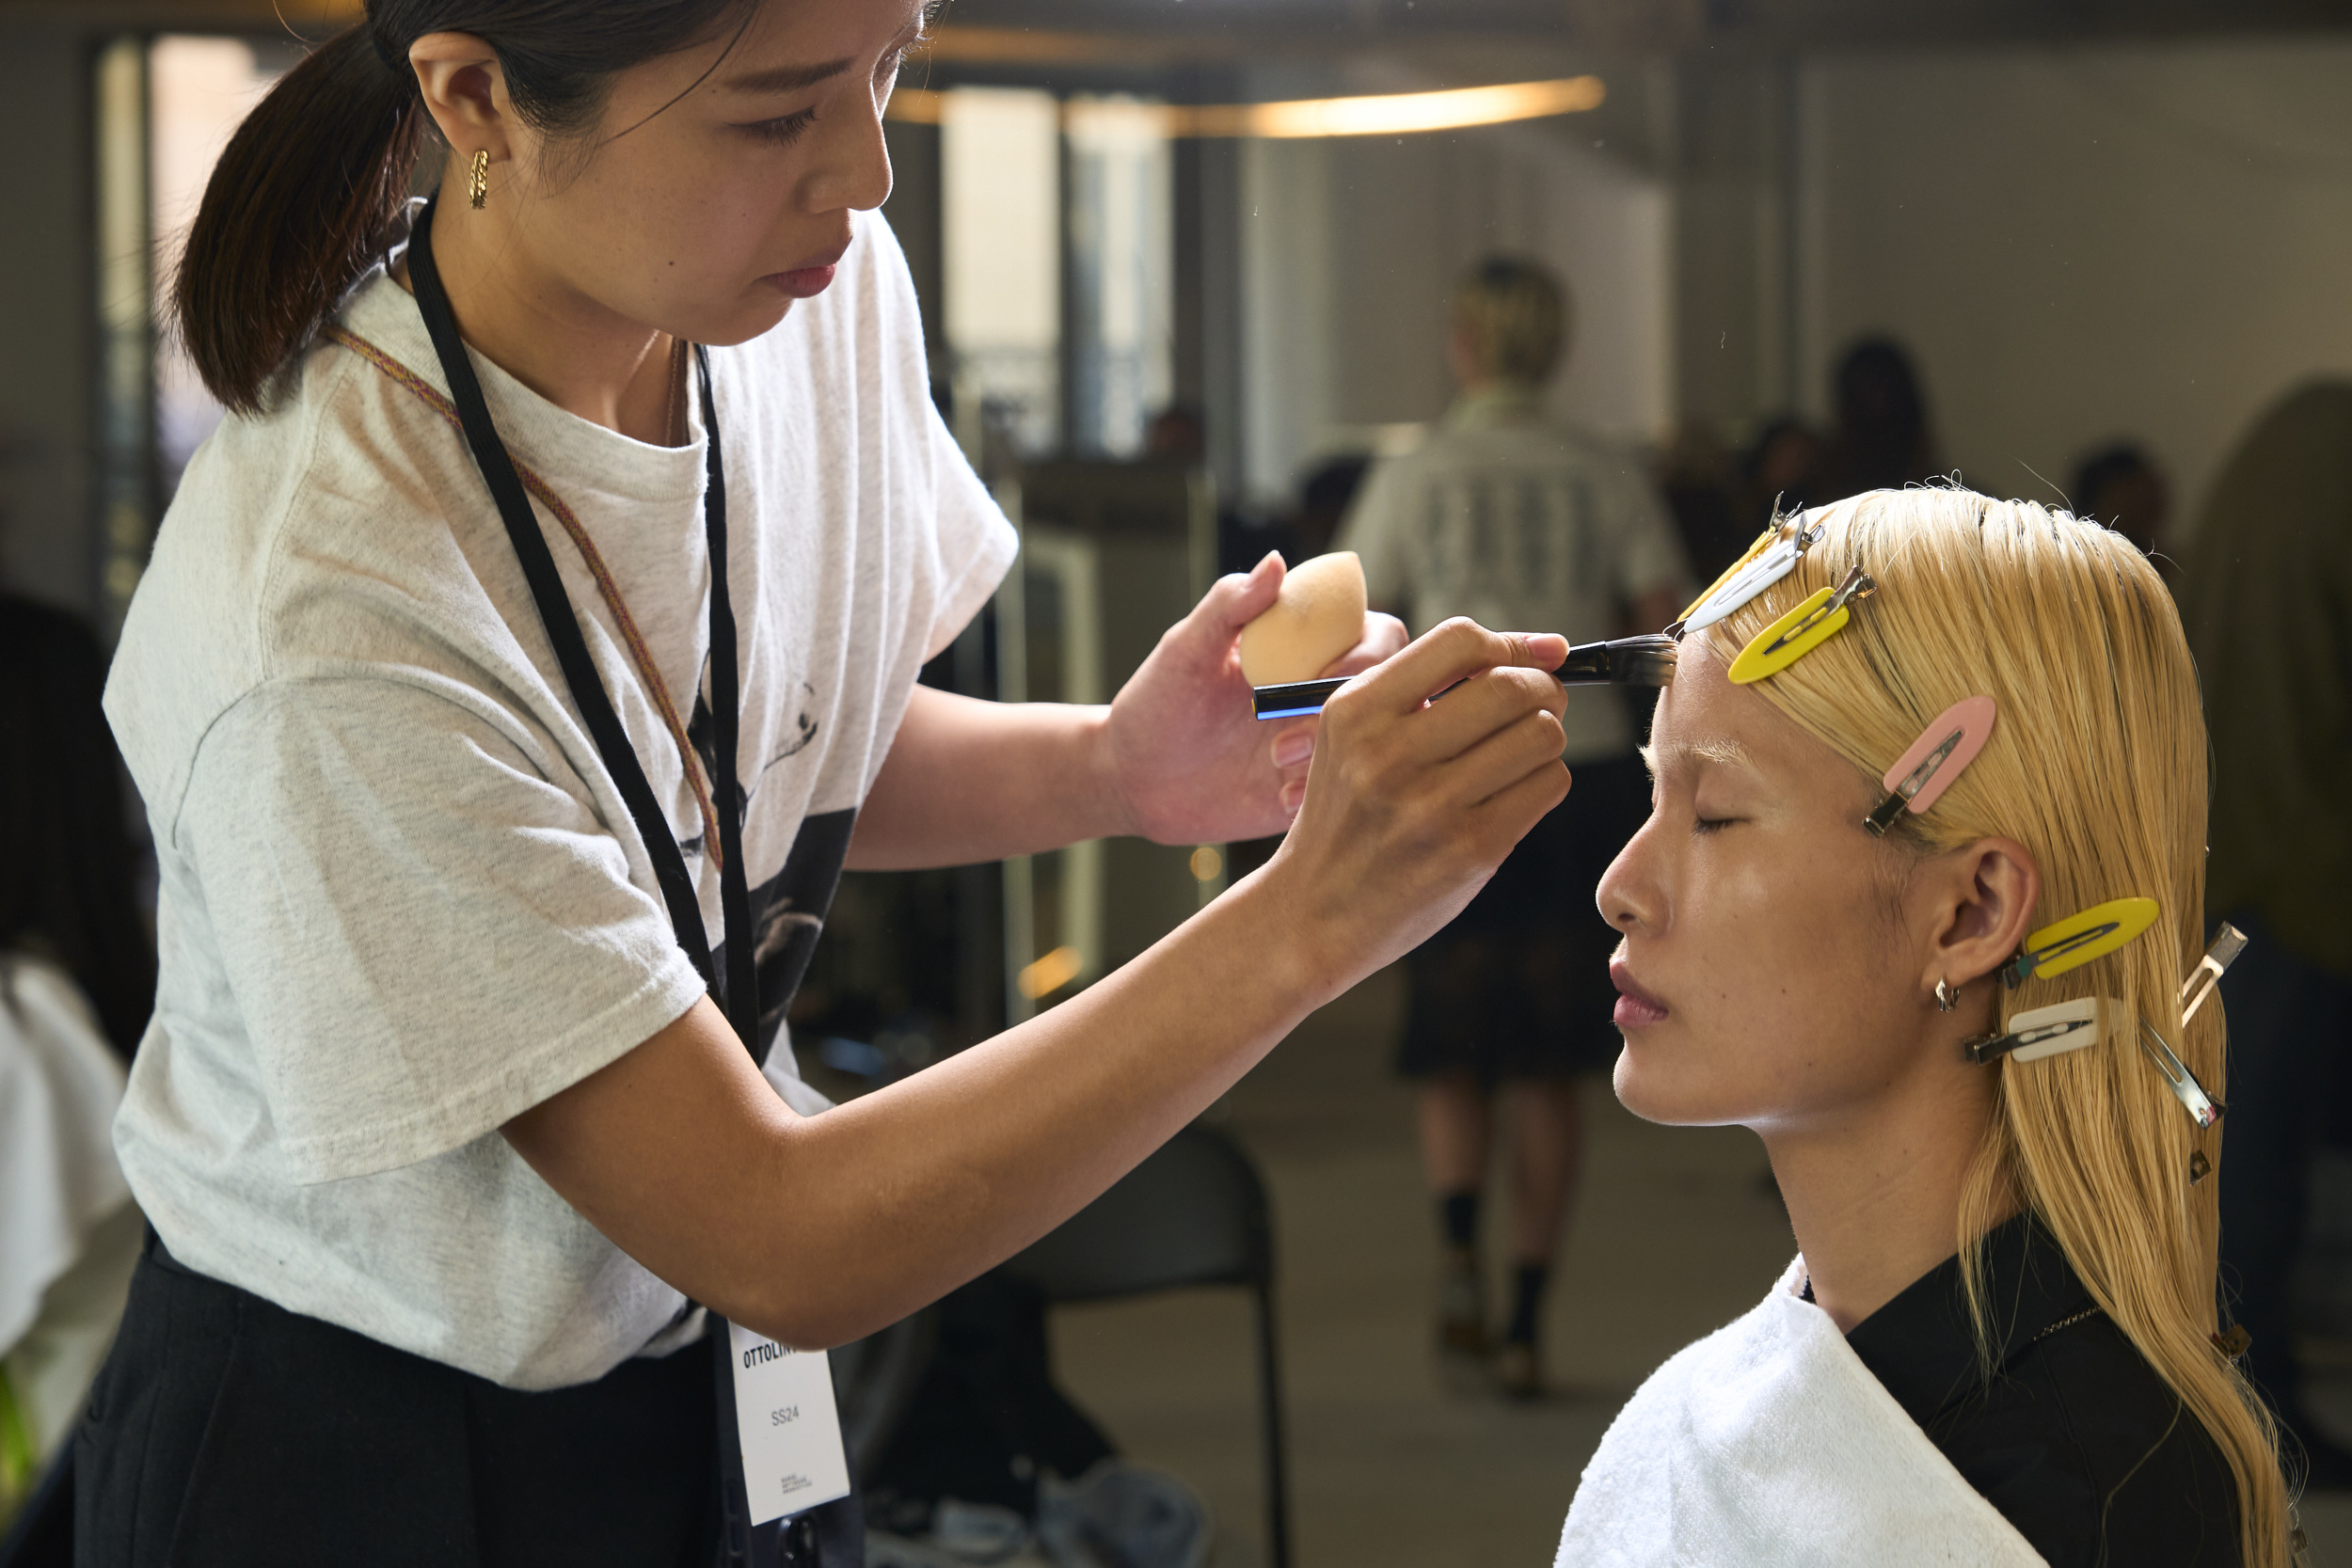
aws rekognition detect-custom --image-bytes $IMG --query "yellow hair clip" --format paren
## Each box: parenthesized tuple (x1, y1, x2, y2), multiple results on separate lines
(2001, 895, 2161, 988)
(1726, 565, 1877, 686)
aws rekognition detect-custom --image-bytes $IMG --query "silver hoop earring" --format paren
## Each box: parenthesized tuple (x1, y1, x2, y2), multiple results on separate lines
(1935, 978, 1958, 1013)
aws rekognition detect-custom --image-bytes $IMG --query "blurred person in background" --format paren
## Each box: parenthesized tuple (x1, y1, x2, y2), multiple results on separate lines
(0, 594, 154, 1538)
(1818, 337, 1940, 502)
(1740, 415, 1827, 534)
(1291, 451, 1372, 564)
(1338, 255, 1689, 1399)
(1657, 423, 1748, 589)
(2184, 380, 2352, 1487)
(2074, 441, 2175, 589)
(1144, 402, 1286, 578)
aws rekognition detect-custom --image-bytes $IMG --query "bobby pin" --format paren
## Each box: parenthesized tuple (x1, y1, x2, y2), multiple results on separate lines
(2178, 923, 2249, 1026)
(2139, 1019, 2224, 1131)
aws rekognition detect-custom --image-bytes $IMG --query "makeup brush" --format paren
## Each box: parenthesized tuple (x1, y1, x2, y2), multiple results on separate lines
(1251, 634, 1680, 721)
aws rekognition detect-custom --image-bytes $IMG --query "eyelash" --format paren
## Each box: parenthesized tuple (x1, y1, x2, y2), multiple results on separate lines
(745, 110, 816, 145)
(1692, 816, 1735, 836)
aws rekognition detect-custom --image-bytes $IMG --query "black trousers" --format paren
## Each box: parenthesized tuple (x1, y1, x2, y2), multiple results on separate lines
(75, 1237, 861, 1567)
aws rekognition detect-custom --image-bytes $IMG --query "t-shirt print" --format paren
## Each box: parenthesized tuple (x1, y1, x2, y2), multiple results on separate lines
(690, 680, 856, 1057)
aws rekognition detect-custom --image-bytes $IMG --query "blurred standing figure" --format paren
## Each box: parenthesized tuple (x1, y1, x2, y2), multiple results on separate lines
(2184, 381, 2352, 1486)
(0, 594, 153, 1535)
(2073, 442, 2174, 588)
(1739, 415, 1826, 534)
(1338, 256, 1688, 1399)
(1819, 337, 1940, 501)
(1656, 423, 1748, 590)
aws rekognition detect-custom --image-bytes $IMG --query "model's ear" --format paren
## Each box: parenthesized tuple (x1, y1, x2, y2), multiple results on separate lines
(1921, 836, 2041, 997)
(408, 32, 517, 174)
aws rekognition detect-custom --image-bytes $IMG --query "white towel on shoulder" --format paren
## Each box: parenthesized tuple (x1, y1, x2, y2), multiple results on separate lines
(1557, 1257, 2048, 1567)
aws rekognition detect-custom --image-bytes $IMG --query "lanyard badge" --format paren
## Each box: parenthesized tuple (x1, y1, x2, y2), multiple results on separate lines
(408, 198, 850, 1555)
(730, 1323, 854, 1525)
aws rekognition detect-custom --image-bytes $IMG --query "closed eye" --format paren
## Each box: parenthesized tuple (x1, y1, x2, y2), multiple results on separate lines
(1692, 816, 1737, 836)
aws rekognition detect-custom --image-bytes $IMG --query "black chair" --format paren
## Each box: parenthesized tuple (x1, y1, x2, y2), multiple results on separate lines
(999, 1122, 1292, 1568)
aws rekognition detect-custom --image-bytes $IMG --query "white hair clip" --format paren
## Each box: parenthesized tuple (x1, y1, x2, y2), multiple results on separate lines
(1673, 515, 1826, 635)
(1964, 997, 2107, 1066)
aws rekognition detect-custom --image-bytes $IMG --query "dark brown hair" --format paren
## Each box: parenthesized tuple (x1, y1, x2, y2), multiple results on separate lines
(176, 0, 753, 415)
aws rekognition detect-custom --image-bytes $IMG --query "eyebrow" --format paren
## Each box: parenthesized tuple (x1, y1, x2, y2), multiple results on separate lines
(1638, 737, 1760, 779)
(723, 57, 855, 95)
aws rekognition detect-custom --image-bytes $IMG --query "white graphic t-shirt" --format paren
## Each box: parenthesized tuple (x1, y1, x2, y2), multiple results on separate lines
(103, 210, 1016, 1390)
(1338, 387, 1688, 766)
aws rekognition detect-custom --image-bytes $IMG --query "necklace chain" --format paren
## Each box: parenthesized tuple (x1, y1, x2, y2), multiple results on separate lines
(2029, 1305, 2102, 1344)
(664, 338, 686, 447)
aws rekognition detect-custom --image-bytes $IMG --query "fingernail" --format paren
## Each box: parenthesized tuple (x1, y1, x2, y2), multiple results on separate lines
(1280, 780, 1306, 815)
(1272, 731, 1313, 768)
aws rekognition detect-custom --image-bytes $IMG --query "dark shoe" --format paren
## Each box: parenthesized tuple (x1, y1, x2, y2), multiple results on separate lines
(1437, 1247, 1486, 1356)
(1496, 1339, 1543, 1402)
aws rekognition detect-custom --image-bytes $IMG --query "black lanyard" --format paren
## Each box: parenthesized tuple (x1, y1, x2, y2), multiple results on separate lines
(411, 198, 809, 1566)
(407, 197, 761, 1060)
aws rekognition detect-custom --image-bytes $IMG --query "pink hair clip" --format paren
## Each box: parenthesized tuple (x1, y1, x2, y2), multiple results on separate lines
(1863, 696, 1997, 836)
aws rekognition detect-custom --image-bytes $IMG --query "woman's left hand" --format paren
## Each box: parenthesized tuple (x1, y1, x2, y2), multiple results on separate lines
(1104, 552, 1406, 846)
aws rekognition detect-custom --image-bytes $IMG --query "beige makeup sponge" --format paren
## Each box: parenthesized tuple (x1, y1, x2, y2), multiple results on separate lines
(1238, 551, 1367, 686)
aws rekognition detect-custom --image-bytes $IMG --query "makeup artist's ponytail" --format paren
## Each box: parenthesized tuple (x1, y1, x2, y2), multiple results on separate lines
(175, 24, 424, 415)
(173, 0, 754, 415)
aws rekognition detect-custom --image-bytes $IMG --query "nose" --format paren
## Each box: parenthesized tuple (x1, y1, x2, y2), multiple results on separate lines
(836, 79, 896, 213)
(1597, 818, 1662, 936)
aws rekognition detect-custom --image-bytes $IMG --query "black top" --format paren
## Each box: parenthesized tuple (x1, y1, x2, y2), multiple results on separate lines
(1838, 1212, 2242, 1567)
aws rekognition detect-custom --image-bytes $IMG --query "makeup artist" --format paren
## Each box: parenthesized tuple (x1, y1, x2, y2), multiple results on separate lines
(77, 2, 1575, 1564)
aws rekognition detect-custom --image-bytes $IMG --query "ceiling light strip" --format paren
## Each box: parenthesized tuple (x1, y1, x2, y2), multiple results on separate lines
(888, 76, 1607, 138)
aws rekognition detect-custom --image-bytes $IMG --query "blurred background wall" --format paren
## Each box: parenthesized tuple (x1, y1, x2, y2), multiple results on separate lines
(1792, 40, 2352, 527)
(8, 1, 2351, 624)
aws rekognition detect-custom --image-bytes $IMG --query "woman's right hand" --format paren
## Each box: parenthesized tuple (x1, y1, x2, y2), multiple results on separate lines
(1258, 618, 1572, 990)
(505, 624, 1573, 1351)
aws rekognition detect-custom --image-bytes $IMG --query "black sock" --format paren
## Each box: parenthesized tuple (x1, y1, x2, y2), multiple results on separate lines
(1438, 1191, 1482, 1253)
(1507, 1262, 1550, 1346)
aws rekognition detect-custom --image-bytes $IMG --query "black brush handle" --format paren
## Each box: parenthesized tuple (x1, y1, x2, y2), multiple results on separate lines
(1249, 636, 1676, 721)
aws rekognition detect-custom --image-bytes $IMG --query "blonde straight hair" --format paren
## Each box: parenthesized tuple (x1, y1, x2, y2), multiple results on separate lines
(1700, 487, 2292, 1567)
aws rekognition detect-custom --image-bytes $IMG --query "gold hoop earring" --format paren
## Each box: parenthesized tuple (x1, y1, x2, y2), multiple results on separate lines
(469, 150, 490, 210)
(1935, 978, 1958, 1013)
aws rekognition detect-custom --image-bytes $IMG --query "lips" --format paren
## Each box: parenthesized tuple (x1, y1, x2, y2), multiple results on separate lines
(765, 242, 850, 299)
(1611, 957, 1669, 1030)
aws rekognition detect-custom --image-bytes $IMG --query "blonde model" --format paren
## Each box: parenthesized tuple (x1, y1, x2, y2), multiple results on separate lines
(1564, 489, 2295, 1567)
